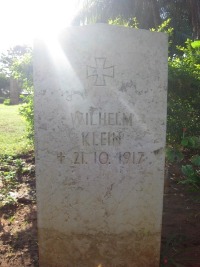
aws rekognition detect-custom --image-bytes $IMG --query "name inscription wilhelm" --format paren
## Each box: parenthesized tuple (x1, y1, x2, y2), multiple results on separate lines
(71, 111, 133, 126)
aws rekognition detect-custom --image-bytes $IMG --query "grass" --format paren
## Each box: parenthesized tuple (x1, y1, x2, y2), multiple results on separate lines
(0, 104, 33, 156)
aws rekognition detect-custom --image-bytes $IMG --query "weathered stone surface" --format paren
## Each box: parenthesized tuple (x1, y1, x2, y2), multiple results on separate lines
(34, 24, 168, 267)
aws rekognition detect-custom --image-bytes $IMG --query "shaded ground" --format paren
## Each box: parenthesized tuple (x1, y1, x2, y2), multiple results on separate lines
(161, 179, 200, 267)
(0, 152, 38, 267)
(0, 153, 200, 267)
(161, 165, 200, 267)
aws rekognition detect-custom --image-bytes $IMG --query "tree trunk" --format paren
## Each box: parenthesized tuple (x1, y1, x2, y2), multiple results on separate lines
(188, 0, 200, 39)
(10, 77, 20, 105)
(150, 0, 161, 28)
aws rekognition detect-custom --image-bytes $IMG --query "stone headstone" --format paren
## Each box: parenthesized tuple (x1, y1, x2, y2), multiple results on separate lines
(34, 24, 168, 267)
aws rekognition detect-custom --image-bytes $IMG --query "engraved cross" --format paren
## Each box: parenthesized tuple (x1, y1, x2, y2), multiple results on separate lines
(87, 58, 114, 86)
(57, 152, 65, 163)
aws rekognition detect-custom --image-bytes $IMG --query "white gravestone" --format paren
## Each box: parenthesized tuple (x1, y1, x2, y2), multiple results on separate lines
(34, 24, 168, 267)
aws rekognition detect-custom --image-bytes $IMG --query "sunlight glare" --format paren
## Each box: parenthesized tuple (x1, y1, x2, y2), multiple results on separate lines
(32, 0, 83, 40)
(0, 0, 84, 51)
(34, 0, 86, 103)
(44, 36, 85, 102)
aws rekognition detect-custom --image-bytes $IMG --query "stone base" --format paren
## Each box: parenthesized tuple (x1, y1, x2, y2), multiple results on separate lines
(38, 228, 161, 267)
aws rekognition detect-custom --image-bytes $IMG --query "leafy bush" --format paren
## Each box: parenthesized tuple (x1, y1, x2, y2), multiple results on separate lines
(166, 146, 184, 163)
(181, 136, 200, 149)
(0, 46, 34, 142)
(0, 155, 29, 207)
(12, 52, 34, 141)
(109, 16, 139, 28)
(3, 98, 11, 105)
(181, 163, 200, 190)
(166, 133, 200, 191)
(19, 94, 34, 140)
(180, 134, 200, 190)
(167, 39, 200, 144)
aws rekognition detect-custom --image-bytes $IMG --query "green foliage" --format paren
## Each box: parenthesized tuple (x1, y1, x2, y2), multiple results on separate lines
(11, 52, 33, 87)
(181, 136, 200, 149)
(169, 134, 200, 191)
(0, 155, 27, 207)
(150, 18, 173, 47)
(109, 17, 139, 28)
(0, 46, 34, 142)
(13, 158, 25, 173)
(11, 51, 34, 141)
(0, 104, 32, 155)
(0, 45, 31, 77)
(166, 147, 184, 163)
(109, 16, 172, 32)
(19, 94, 34, 140)
(181, 164, 200, 190)
(0, 155, 18, 207)
(151, 18, 173, 34)
(191, 155, 200, 166)
(3, 98, 11, 105)
(172, 39, 200, 83)
(168, 39, 200, 144)
(191, 40, 200, 49)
